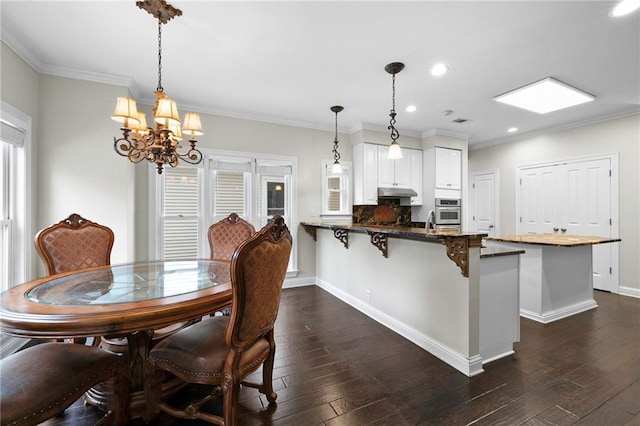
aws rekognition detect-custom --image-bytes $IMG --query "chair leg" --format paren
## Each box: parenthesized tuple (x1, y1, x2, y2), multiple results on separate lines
(262, 330, 278, 404)
(223, 375, 240, 426)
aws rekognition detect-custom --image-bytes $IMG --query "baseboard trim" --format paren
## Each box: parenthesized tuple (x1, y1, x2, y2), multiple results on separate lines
(315, 278, 484, 377)
(283, 276, 315, 289)
(618, 286, 640, 299)
(520, 299, 598, 324)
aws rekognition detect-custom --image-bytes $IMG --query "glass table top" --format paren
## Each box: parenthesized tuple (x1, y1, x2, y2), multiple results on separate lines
(27, 260, 230, 306)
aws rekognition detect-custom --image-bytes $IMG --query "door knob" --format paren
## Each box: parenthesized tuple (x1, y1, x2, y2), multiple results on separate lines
(553, 227, 559, 232)
(561, 228, 567, 232)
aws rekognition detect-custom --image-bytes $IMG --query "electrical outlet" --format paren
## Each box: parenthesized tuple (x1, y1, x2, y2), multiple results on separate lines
(365, 289, 371, 302)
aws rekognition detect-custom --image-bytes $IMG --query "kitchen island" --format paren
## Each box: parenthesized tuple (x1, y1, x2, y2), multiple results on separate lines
(301, 222, 522, 376)
(486, 234, 621, 323)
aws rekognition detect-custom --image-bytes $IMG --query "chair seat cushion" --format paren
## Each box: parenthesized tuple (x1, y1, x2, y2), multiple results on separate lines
(149, 316, 270, 383)
(0, 342, 123, 426)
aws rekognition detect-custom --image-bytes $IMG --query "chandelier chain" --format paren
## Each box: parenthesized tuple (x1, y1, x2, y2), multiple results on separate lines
(157, 20, 163, 92)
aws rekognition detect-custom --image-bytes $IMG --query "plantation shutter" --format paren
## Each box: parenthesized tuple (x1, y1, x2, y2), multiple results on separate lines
(163, 167, 199, 259)
(327, 176, 342, 212)
(210, 158, 251, 218)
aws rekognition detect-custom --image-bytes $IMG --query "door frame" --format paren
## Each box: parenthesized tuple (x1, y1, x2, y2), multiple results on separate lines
(469, 168, 500, 236)
(515, 152, 620, 293)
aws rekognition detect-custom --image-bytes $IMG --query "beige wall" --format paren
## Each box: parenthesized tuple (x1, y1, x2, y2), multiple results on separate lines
(469, 114, 640, 294)
(1, 42, 39, 279)
(36, 75, 135, 273)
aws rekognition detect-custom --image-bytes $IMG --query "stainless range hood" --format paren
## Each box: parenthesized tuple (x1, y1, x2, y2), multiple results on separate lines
(377, 187, 418, 198)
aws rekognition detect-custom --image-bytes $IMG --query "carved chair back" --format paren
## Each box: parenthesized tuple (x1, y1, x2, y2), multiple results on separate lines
(227, 215, 292, 351)
(35, 213, 115, 276)
(207, 212, 255, 262)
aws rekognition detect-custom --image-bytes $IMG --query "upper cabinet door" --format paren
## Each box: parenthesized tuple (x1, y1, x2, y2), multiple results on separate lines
(435, 147, 461, 190)
(353, 143, 379, 205)
(394, 149, 412, 188)
(377, 145, 396, 187)
(377, 145, 412, 188)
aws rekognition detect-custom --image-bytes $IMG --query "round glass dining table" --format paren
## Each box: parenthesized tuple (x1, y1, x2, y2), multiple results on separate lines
(0, 259, 232, 419)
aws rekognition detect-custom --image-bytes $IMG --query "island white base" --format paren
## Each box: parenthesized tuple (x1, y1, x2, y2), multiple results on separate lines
(311, 229, 520, 376)
(479, 254, 520, 363)
(488, 242, 597, 324)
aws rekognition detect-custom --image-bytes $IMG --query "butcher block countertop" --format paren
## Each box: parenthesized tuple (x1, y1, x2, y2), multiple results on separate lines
(488, 234, 621, 247)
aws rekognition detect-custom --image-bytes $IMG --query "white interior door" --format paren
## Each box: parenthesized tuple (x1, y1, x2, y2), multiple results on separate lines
(519, 158, 613, 291)
(471, 170, 499, 236)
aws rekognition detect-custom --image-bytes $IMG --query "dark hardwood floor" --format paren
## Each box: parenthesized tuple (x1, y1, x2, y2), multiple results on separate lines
(40, 286, 640, 425)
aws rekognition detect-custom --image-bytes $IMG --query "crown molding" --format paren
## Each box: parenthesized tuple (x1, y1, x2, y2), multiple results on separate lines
(352, 122, 422, 138)
(39, 63, 135, 89)
(1, 25, 44, 73)
(469, 107, 640, 151)
(421, 128, 470, 141)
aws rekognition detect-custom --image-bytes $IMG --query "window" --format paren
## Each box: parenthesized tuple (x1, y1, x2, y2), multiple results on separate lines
(321, 160, 352, 219)
(0, 102, 31, 291)
(152, 150, 297, 275)
(161, 166, 200, 259)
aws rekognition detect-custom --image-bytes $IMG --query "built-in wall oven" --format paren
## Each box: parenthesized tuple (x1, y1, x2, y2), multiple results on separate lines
(435, 198, 461, 225)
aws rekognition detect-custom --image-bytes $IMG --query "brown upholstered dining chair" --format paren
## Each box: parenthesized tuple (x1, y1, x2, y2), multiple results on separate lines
(207, 212, 255, 262)
(0, 342, 128, 426)
(144, 216, 292, 425)
(34, 213, 115, 276)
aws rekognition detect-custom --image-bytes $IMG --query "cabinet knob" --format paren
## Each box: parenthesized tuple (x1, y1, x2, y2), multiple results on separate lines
(489, 224, 494, 229)
(553, 227, 559, 232)
(561, 228, 567, 232)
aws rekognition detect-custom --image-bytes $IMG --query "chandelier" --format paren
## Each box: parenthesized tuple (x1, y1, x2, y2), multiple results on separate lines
(112, 0, 203, 174)
(385, 62, 405, 160)
(330, 105, 344, 174)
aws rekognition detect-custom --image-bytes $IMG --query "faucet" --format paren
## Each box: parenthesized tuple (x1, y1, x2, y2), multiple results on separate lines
(427, 210, 436, 230)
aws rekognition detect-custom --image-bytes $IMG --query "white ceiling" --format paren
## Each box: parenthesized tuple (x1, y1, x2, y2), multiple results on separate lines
(2, 1, 639, 146)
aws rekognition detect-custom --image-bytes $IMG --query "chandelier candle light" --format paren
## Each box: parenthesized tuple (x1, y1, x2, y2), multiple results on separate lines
(385, 62, 405, 160)
(330, 105, 344, 174)
(112, 0, 203, 174)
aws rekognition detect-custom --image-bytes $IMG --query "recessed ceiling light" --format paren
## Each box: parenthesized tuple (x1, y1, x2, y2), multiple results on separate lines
(508, 127, 518, 133)
(431, 63, 449, 76)
(406, 105, 417, 113)
(493, 77, 595, 114)
(611, 0, 640, 17)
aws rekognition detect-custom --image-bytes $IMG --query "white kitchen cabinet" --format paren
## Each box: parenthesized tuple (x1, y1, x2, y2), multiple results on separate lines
(435, 147, 461, 190)
(409, 149, 423, 205)
(377, 145, 411, 188)
(353, 143, 379, 205)
(353, 143, 423, 205)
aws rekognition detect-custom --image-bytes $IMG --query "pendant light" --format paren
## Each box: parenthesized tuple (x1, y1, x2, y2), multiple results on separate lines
(385, 62, 405, 160)
(330, 105, 344, 174)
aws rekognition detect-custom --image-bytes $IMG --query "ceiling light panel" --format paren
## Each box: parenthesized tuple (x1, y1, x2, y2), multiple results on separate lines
(493, 77, 595, 114)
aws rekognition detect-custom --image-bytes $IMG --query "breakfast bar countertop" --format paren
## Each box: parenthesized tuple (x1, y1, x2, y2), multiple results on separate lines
(300, 221, 487, 242)
(487, 233, 621, 247)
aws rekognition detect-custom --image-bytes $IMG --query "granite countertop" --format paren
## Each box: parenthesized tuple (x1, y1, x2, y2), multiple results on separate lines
(300, 222, 487, 241)
(488, 234, 621, 247)
(480, 246, 526, 258)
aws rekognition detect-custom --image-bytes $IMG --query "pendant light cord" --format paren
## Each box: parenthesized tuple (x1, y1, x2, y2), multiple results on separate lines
(333, 110, 341, 163)
(389, 72, 399, 143)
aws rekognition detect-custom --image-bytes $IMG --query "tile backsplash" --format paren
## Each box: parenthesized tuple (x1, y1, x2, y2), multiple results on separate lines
(352, 199, 411, 226)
